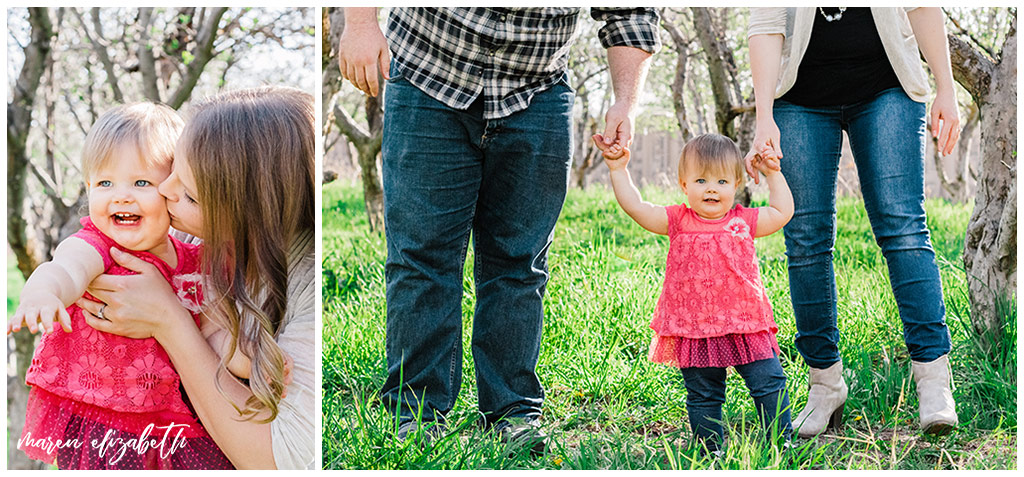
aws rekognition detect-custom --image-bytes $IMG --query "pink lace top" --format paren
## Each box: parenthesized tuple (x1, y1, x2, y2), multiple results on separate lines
(648, 204, 780, 368)
(20, 217, 232, 469)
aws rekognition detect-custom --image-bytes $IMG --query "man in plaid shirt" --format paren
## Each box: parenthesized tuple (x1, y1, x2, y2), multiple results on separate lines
(339, 7, 660, 451)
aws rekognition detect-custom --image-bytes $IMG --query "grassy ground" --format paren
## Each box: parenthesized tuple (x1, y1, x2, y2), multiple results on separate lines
(321, 180, 1016, 470)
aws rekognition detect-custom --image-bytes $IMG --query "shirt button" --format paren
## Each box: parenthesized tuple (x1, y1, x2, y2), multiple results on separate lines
(500, 14, 507, 22)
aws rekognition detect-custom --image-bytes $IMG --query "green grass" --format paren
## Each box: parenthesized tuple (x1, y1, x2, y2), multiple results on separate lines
(8, 250, 26, 315)
(321, 181, 1016, 470)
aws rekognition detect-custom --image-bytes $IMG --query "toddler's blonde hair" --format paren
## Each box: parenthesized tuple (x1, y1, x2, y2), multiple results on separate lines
(81, 102, 184, 183)
(678, 133, 745, 186)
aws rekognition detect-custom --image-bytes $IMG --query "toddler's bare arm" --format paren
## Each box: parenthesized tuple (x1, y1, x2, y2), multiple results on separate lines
(593, 135, 669, 235)
(754, 158, 794, 237)
(8, 237, 104, 334)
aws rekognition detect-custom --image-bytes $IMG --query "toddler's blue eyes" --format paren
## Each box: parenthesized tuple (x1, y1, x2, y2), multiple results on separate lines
(97, 180, 112, 187)
(135, 180, 151, 187)
(696, 179, 705, 184)
(718, 179, 728, 184)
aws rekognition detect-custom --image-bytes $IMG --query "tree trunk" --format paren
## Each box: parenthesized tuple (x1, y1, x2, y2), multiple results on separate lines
(662, 12, 693, 142)
(330, 8, 385, 231)
(691, 7, 742, 138)
(6, 9, 54, 469)
(690, 7, 754, 206)
(950, 17, 1017, 350)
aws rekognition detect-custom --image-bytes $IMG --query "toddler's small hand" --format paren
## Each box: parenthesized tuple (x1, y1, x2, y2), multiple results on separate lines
(751, 146, 779, 176)
(9, 295, 72, 335)
(592, 134, 631, 170)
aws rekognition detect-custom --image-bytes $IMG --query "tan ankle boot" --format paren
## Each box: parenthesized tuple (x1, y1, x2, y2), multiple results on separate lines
(794, 361, 848, 438)
(911, 354, 958, 435)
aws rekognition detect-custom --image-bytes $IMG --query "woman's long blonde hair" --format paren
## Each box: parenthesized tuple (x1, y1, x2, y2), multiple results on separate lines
(182, 86, 314, 422)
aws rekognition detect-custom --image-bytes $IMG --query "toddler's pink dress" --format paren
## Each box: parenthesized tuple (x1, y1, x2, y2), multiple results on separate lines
(648, 204, 781, 368)
(20, 217, 233, 469)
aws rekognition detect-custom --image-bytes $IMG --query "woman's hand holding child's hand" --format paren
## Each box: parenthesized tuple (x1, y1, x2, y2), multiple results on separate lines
(750, 141, 782, 179)
(8, 293, 72, 335)
(745, 137, 782, 184)
(752, 148, 781, 177)
(592, 134, 631, 171)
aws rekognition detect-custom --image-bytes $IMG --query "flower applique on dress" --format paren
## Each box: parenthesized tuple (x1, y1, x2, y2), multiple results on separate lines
(173, 273, 204, 314)
(725, 217, 751, 238)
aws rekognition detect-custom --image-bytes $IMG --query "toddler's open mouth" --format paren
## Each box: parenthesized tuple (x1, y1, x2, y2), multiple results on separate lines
(112, 212, 141, 225)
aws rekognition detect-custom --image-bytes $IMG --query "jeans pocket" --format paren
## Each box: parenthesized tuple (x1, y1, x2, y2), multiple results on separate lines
(386, 58, 406, 84)
(555, 72, 575, 95)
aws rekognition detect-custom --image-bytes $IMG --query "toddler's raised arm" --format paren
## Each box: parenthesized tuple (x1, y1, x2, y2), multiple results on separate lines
(592, 134, 669, 235)
(753, 152, 794, 237)
(7, 237, 105, 334)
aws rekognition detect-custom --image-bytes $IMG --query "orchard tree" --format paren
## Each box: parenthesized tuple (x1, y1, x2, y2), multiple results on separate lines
(946, 8, 1017, 352)
(325, 7, 385, 232)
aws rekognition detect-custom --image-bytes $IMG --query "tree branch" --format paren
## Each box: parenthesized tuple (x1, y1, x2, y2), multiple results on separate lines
(944, 9, 997, 59)
(168, 7, 229, 109)
(332, 94, 372, 145)
(74, 8, 124, 103)
(136, 7, 161, 103)
(948, 33, 994, 102)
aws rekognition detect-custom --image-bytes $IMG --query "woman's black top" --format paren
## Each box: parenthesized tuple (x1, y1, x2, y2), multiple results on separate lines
(779, 8, 902, 107)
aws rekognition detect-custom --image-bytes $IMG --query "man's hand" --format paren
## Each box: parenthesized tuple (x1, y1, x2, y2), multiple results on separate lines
(592, 133, 631, 171)
(338, 8, 390, 97)
(599, 100, 634, 153)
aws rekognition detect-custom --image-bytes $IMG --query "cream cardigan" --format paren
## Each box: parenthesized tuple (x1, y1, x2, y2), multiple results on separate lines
(270, 228, 316, 469)
(747, 7, 930, 103)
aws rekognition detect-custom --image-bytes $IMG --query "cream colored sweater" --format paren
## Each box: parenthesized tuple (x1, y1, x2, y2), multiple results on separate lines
(747, 7, 930, 103)
(270, 228, 316, 469)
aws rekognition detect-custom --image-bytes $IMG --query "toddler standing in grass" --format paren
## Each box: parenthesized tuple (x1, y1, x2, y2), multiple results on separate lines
(594, 133, 794, 453)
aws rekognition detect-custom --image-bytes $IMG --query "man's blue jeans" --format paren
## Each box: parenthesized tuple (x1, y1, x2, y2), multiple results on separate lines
(681, 356, 792, 450)
(774, 87, 952, 369)
(380, 74, 573, 425)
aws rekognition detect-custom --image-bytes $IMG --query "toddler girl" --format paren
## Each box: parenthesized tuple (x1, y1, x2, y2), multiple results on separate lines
(8, 103, 247, 469)
(594, 133, 795, 452)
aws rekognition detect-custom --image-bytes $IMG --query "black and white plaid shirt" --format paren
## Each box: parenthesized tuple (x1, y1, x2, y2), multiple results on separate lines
(386, 7, 661, 120)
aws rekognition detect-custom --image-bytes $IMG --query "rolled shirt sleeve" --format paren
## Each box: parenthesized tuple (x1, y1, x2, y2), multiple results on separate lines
(747, 7, 788, 38)
(591, 8, 662, 54)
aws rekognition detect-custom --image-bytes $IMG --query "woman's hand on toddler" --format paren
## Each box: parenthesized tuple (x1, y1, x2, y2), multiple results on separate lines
(591, 134, 631, 171)
(8, 293, 73, 335)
